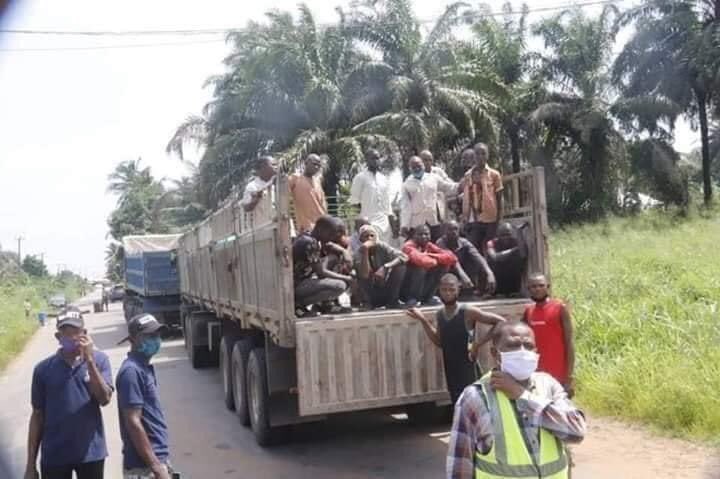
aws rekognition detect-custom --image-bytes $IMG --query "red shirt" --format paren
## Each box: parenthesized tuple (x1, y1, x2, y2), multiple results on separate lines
(523, 298, 569, 384)
(402, 240, 457, 270)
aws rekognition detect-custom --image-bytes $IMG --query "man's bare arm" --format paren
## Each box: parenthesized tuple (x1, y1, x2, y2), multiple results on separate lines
(121, 408, 170, 479)
(407, 308, 441, 347)
(561, 305, 575, 379)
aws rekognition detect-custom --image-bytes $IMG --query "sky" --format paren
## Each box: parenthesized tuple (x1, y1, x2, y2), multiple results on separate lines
(0, 0, 697, 279)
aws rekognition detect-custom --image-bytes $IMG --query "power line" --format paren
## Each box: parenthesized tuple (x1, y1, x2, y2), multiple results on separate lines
(0, 0, 628, 37)
(0, 38, 224, 52)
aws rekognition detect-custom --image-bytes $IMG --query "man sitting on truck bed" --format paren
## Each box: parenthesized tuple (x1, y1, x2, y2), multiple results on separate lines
(355, 224, 408, 310)
(240, 155, 277, 220)
(293, 216, 352, 317)
(486, 222, 528, 297)
(401, 225, 458, 307)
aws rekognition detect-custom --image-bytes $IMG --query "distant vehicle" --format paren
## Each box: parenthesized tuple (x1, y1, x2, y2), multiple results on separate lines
(48, 294, 67, 309)
(109, 285, 125, 302)
(121, 234, 182, 329)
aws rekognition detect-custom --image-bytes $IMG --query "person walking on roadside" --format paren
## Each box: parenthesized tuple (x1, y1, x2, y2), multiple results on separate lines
(447, 321, 585, 479)
(523, 273, 576, 398)
(24, 299, 32, 319)
(349, 149, 396, 243)
(116, 314, 173, 479)
(289, 154, 327, 234)
(400, 156, 458, 242)
(25, 311, 113, 479)
(461, 144, 504, 254)
(407, 274, 506, 404)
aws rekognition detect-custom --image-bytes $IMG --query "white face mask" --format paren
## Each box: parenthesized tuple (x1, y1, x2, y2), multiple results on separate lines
(499, 348, 539, 381)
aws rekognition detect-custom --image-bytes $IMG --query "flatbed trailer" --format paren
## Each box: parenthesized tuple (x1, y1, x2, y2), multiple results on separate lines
(177, 167, 549, 445)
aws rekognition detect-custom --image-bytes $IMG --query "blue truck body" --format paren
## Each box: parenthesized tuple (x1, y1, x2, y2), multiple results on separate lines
(122, 235, 182, 326)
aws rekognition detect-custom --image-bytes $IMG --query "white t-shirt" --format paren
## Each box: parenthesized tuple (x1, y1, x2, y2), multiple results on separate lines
(349, 170, 393, 240)
(240, 176, 275, 226)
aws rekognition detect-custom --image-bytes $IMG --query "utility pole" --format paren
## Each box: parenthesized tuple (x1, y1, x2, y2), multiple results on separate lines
(16, 235, 24, 264)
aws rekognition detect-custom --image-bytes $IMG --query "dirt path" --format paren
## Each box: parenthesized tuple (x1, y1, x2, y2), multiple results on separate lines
(1, 304, 718, 478)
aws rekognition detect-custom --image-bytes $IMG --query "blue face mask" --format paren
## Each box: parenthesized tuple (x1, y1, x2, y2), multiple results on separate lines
(137, 336, 162, 358)
(59, 336, 79, 355)
(412, 170, 424, 180)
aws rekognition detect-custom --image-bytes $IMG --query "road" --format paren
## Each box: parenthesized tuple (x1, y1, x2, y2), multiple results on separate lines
(1, 303, 718, 479)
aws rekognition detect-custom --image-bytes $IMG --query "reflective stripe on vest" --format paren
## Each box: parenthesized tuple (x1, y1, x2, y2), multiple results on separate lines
(473, 376, 568, 479)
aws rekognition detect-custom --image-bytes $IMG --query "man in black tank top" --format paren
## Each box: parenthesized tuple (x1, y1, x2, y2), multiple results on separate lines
(407, 274, 506, 404)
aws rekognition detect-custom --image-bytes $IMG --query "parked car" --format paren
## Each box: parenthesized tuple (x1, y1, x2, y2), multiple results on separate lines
(48, 293, 67, 309)
(109, 284, 125, 302)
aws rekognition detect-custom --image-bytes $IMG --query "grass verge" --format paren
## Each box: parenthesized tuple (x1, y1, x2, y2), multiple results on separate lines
(552, 211, 720, 443)
(0, 278, 85, 371)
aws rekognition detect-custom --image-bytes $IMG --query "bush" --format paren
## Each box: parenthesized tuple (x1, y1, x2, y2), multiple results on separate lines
(552, 212, 720, 441)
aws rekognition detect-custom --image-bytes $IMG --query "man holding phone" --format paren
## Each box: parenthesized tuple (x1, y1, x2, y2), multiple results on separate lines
(25, 310, 114, 479)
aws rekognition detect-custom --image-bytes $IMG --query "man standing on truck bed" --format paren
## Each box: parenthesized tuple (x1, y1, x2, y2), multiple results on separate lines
(407, 274, 506, 404)
(349, 149, 396, 243)
(461, 144, 504, 254)
(289, 154, 327, 234)
(240, 156, 277, 222)
(293, 216, 351, 316)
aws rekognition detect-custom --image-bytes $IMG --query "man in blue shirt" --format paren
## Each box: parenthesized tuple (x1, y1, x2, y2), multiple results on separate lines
(25, 310, 113, 479)
(116, 314, 172, 479)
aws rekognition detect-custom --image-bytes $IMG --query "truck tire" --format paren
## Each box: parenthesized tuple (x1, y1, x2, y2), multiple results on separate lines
(182, 313, 189, 350)
(188, 315, 214, 369)
(247, 348, 280, 446)
(231, 338, 253, 426)
(219, 335, 238, 411)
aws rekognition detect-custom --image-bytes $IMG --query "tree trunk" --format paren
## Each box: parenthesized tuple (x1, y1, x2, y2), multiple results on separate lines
(508, 125, 521, 173)
(696, 91, 713, 204)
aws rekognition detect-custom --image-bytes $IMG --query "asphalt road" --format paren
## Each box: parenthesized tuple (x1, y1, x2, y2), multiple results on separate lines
(1, 303, 718, 479)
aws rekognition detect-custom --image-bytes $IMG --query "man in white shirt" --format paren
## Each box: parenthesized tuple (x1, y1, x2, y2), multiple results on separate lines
(420, 150, 453, 232)
(349, 149, 396, 242)
(239, 156, 277, 226)
(400, 156, 457, 241)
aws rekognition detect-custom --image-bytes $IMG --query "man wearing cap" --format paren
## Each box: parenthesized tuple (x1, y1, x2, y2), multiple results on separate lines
(116, 314, 172, 479)
(25, 311, 113, 479)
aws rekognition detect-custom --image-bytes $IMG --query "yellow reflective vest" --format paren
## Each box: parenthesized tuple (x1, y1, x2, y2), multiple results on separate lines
(474, 375, 568, 479)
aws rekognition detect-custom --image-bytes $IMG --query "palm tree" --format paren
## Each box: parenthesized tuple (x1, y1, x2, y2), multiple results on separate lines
(107, 158, 159, 206)
(346, 0, 498, 161)
(613, 0, 719, 204)
(454, 2, 536, 172)
(530, 5, 625, 220)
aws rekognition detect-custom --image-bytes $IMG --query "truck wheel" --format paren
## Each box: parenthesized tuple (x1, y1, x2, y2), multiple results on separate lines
(231, 338, 253, 426)
(182, 314, 189, 350)
(247, 348, 279, 446)
(188, 316, 214, 369)
(220, 335, 238, 411)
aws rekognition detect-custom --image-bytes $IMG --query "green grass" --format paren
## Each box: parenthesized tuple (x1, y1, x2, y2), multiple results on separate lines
(0, 277, 85, 370)
(552, 211, 720, 443)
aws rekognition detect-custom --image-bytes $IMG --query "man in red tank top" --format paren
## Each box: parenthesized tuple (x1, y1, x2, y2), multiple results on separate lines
(522, 273, 576, 397)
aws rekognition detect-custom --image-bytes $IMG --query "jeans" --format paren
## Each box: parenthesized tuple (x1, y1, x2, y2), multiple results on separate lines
(295, 277, 347, 307)
(465, 222, 497, 254)
(359, 264, 406, 307)
(41, 459, 104, 479)
(401, 264, 448, 303)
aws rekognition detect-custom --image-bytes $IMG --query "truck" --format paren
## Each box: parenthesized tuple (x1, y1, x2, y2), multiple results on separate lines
(122, 234, 183, 328)
(176, 167, 550, 446)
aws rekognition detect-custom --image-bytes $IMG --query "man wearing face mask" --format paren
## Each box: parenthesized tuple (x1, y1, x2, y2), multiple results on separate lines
(407, 274, 505, 404)
(116, 314, 172, 479)
(447, 321, 585, 479)
(400, 155, 457, 242)
(25, 310, 113, 479)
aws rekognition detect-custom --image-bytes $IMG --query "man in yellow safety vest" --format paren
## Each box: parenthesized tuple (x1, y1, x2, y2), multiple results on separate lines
(446, 321, 586, 479)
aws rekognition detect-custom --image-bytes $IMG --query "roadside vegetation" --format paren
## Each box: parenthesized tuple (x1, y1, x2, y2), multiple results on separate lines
(0, 253, 86, 370)
(553, 209, 720, 442)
